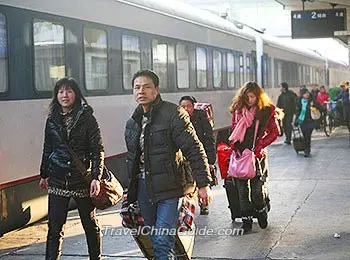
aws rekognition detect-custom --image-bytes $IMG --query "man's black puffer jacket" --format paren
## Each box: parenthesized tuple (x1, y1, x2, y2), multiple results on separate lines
(125, 95, 212, 203)
(40, 104, 104, 191)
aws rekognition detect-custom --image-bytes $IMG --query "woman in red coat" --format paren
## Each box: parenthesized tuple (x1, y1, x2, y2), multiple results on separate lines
(229, 81, 279, 234)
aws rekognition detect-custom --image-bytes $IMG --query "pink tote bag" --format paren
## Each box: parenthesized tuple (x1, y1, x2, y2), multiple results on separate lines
(228, 120, 259, 179)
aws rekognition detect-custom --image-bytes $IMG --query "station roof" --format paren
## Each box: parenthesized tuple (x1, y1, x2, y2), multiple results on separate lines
(274, 0, 350, 10)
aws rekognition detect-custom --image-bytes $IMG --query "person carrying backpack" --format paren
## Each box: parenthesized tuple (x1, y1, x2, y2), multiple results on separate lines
(179, 96, 216, 215)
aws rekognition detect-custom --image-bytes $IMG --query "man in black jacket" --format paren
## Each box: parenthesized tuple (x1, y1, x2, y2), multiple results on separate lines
(277, 82, 297, 144)
(179, 96, 216, 215)
(125, 70, 213, 259)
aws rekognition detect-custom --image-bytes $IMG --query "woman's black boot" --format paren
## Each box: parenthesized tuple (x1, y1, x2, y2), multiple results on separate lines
(241, 216, 253, 234)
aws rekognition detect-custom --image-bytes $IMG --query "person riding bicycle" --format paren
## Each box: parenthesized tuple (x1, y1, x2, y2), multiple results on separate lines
(316, 86, 330, 108)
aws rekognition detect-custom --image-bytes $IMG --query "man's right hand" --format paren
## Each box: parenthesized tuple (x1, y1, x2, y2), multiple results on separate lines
(198, 186, 213, 207)
(39, 178, 48, 190)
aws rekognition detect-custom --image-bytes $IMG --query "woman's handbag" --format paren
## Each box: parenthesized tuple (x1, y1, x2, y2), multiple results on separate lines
(228, 120, 259, 179)
(310, 106, 321, 120)
(91, 166, 124, 210)
(65, 144, 123, 210)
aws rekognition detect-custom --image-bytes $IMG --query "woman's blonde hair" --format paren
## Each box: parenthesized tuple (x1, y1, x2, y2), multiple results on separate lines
(229, 81, 272, 114)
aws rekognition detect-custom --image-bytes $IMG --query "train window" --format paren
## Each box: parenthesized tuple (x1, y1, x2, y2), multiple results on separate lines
(0, 13, 8, 93)
(84, 27, 108, 90)
(33, 20, 65, 91)
(239, 54, 244, 86)
(176, 43, 189, 89)
(196, 47, 207, 88)
(227, 52, 235, 88)
(277, 61, 282, 84)
(263, 56, 268, 87)
(152, 39, 167, 89)
(246, 56, 251, 81)
(213, 50, 222, 88)
(122, 34, 140, 90)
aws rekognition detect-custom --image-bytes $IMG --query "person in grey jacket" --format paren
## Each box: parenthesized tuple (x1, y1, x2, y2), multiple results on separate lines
(125, 70, 213, 259)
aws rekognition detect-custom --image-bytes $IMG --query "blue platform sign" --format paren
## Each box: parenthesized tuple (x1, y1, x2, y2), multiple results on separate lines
(291, 8, 347, 39)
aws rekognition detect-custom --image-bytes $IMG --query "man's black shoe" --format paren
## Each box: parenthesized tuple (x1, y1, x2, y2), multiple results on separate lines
(200, 207, 209, 215)
(284, 140, 291, 145)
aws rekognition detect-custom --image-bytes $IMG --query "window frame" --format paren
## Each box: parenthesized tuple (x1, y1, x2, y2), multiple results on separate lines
(212, 49, 222, 88)
(195, 46, 208, 89)
(32, 18, 66, 93)
(151, 38, 169, 89)
(175, 42, 190, 89)
(121, 33, 141, 91)
(83, 26, 109, 92)
(0, 12, 9, 95)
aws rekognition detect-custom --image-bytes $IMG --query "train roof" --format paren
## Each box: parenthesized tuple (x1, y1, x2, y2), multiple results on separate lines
(1, 0, 346, 67)
(122, 0, 344, 66)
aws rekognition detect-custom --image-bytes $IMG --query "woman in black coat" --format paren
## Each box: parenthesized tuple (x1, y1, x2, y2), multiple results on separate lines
(295, 87, 324, 157)
(39, 77, 104, 260)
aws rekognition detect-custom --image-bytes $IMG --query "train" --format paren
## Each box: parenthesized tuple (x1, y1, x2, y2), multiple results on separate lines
(0, 0, 349, 235)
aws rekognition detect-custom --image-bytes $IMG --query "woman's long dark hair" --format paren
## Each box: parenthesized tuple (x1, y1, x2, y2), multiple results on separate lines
(49, 77, 87, 116)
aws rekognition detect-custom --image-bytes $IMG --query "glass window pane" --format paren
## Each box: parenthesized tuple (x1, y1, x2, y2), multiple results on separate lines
(0, 13, 8, 93)
(84, 28, 108, 90)
(196, 47, 207, 88)
(152, 39, 167, 89)
(246, 56, 251, 81)
(239, 54, 244, 86)
(122, 35, 140, 90)
(213, 50, 222, 88)
(176, 43, 189, 89)
(227, 52, 235, 88)
(33, 20, 65, 91)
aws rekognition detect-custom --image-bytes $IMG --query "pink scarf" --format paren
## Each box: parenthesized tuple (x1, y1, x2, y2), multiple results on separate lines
(229, 106, 257, 143)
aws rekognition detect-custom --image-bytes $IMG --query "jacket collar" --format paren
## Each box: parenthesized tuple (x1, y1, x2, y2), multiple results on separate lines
(132, 94, 163, 124)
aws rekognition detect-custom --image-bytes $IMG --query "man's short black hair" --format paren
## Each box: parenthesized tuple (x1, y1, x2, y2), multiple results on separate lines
(131, 70, 159, 88)
(280, 82, 289, 90)
(179, 96, 197, 105)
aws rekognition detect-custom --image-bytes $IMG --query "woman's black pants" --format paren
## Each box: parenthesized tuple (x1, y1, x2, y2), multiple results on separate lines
(236, 176, 267, 216)
(46, 194, 101, 260)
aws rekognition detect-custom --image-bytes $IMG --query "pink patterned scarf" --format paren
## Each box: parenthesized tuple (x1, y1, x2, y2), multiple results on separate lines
(229, 106, 257, 143)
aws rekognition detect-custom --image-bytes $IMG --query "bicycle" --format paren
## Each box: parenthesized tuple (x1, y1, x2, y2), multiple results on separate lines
(321, 101, 342, 137)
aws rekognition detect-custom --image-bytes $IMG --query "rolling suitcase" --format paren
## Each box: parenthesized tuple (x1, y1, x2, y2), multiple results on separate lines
(133, 229, 195, 260)
(292, 126, 305, 153)
(223, 177, 241, 221)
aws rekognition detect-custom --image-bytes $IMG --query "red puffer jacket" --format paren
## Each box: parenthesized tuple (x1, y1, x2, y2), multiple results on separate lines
(231, 105, 279, 158)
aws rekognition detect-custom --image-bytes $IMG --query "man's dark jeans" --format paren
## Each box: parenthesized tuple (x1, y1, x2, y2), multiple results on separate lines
(283, 117, 293, 143)
(137, 177, 180, 260)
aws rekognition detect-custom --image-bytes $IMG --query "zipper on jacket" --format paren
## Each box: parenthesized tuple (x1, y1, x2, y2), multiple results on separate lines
(67, 109, 84, 140)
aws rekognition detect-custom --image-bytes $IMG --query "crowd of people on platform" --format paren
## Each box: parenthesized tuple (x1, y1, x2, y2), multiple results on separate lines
(277, 81, 350, 157)
(38, 70, 349, 259)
